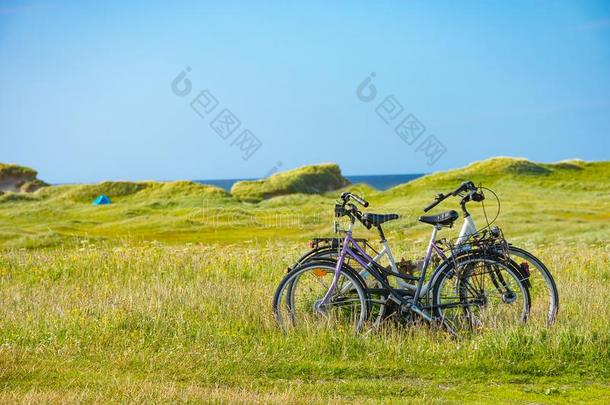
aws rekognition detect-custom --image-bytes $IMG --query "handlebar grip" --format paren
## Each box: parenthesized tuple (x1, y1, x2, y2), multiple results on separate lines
(351, 193, 369, 208)
(423, 199, 441, 212)
(340, 192, 368, 207)
(423, 192, 448, 212)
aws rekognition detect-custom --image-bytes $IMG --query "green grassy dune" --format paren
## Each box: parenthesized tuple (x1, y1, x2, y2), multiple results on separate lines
(0, 157, 609, 403)
(0, 163, 38, 179)
(231, 163, 350, 202)
(0, 157, 607, 248)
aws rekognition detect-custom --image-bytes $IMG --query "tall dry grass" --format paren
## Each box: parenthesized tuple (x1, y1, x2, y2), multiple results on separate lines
(0, 241, 608, 402)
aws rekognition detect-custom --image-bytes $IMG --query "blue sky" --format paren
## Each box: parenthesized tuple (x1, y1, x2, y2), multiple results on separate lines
(1, 1, 609, 183)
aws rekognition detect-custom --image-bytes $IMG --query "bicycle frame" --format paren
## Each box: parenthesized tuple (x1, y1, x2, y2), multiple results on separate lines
(317, 220, 446, 322)
(351, 212, 477, 289)
(456, 215, 478, 246)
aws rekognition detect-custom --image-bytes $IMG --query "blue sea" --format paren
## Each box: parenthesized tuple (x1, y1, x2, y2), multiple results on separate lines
(194, 173, 425, 191)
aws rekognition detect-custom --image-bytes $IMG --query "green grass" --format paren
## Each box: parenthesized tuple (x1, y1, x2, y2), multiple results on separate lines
(231, 163, 350, 202)
(0, 157, 609, 402)
(0, 242, 608, 402)
(0, 163, 38, 179)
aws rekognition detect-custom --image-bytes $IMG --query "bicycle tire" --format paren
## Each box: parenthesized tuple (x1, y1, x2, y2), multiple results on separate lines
(272, 261, 369, 332)
(506, 245, 559, 325)
(431, 254, 531, 335)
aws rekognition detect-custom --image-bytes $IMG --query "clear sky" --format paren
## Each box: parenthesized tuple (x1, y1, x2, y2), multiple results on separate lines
(1, 1, 609, 183)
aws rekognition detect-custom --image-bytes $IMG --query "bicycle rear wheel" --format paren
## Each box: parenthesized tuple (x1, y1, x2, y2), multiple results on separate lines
(272, 262, 369, 333)
(432, 256, 531, 335)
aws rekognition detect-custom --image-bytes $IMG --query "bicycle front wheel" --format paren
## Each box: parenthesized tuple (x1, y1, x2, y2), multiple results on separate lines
(507, 246, 558, 325)
(287, 249, 393, 327)
(432, 256, 531, 335)
(272, 262, 369, 333)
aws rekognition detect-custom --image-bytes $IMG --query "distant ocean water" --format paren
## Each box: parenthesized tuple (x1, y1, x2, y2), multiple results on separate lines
(194, 173, 425, 191)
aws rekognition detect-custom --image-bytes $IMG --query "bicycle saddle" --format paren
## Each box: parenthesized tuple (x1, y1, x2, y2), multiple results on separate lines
(418, 210, 459, 226)
(362, 213, 399, 227)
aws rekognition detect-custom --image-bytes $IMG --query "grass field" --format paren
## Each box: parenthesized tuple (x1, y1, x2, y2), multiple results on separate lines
(0, 157, 609, 403)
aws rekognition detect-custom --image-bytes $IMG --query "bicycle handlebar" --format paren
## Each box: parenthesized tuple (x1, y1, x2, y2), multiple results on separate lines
(336, 192, 371, 229)
(423, 181, 477, 212)
(340, 192, 369, 208)
(335, 202, 372, 229)
(423, 193, 447, 212)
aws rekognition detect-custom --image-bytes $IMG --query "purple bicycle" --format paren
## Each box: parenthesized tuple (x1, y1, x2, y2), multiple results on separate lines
(273, 192, 531, 335)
